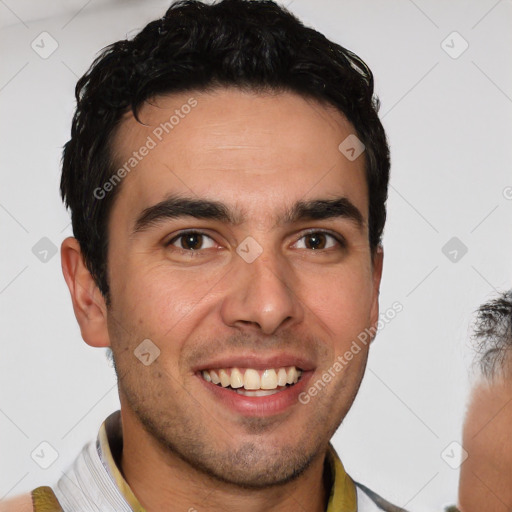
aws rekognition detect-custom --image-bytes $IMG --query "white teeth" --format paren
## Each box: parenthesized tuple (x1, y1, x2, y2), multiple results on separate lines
(219, 369, 230, 387)
(286, 366, 297, 385)
(261, 369, 278, 389)
(244, 369, 261, 390)
(277, 368, 288, 386)
(200, 365, 303, 391)
(230, 368, 244, 389)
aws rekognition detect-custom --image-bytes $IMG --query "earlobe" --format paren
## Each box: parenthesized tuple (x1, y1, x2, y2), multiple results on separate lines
(61, 236, 110, 348)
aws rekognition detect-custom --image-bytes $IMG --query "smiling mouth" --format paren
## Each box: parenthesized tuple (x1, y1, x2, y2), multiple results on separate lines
(200, 366, 303, 397)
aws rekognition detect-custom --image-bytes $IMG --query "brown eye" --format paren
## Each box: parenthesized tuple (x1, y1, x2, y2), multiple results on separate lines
(304, 233, 327, 250)
(168, 231, 216, 251)
(294, 231, 343, 251)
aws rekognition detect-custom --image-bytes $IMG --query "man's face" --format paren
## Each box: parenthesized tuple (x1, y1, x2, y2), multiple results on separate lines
(104, 88, 382, 487)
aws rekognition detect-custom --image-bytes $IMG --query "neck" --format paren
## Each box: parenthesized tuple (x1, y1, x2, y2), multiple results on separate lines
(119, 408, 330, 512)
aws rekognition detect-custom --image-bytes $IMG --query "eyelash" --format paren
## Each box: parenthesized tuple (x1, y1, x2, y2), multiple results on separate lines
(165, 229, 346, 256)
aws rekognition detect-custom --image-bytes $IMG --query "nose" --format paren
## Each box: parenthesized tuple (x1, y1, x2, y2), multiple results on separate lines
(220, 247, 304, 335)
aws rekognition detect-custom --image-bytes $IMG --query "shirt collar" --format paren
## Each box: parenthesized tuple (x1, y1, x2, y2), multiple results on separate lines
(324, 443, 357, 511)
(98, 410, 357, 512)
(98, 411, 145, 512)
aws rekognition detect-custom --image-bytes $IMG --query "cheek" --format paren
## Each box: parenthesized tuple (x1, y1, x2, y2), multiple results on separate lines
(310, 278, 374, 367)
(113, 260, 193, 316)
(300, 261, 374, 326)
(110, 264, 224, 357)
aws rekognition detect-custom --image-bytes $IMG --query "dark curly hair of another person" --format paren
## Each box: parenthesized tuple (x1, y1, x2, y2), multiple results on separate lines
(472, 290, 512, 379)
(60, 0, 390, 303)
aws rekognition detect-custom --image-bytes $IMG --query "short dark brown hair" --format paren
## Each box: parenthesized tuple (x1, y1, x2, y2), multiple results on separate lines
(60, 0, 390, 302)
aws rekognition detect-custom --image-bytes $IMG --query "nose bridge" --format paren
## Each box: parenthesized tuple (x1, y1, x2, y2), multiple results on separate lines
(220, 240, 304, 335)
(248, 248, 290, 302)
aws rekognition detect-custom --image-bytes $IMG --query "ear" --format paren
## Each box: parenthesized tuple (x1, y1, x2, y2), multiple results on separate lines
(369, 245, 384, 334)
(61, 236, 110, 348)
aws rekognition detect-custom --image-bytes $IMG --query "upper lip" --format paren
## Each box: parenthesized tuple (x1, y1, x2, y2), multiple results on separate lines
(192, 353, 316, 373)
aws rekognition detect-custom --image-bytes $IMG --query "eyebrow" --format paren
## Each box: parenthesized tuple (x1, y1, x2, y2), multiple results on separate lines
(132, 194, 364, 234)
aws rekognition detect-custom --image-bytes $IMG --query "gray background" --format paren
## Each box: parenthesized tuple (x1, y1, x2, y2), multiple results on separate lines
(1, 0, 511, 510)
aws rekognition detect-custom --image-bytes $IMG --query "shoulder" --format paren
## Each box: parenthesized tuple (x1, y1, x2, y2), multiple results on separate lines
(0, 487, 62, 512)
(0, 493, 33, 512)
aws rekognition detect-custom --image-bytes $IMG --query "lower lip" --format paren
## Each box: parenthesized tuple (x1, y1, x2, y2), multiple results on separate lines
(197, 372, 313, 416)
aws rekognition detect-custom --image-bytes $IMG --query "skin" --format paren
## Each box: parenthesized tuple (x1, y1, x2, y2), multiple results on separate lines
(61, 88, 383, 512)
(459, 376, 512, 511)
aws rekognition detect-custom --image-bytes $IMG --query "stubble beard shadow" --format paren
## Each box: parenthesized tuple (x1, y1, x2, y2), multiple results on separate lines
(127, 392, 322, 490)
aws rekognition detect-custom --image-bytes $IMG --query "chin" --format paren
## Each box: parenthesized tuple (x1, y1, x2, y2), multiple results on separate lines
(190, 441, 317, 489)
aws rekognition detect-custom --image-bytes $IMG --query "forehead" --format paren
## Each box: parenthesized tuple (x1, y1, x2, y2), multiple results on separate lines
(463, 379, 512, 485)
(109, 88, 368, 229)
